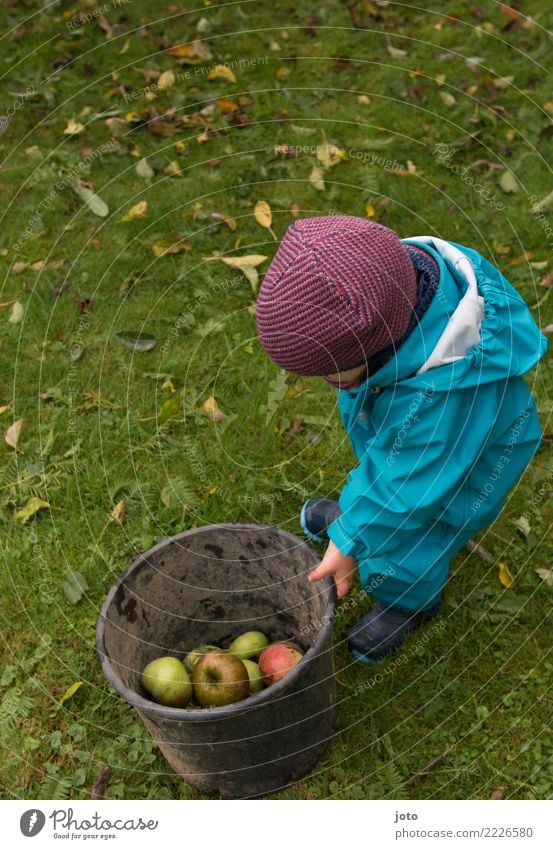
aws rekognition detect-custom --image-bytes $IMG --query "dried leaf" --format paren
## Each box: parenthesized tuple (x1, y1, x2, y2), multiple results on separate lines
(151, 237, 190, 257)
(13, 497, 50, 523)
(215, 254, 268, 269)
(8, 301, 24, 323)
(535, 567, 553, 586)
(109, 499, 126, 524)
(207, 64, 236, 84)
(498, 561, 514, 589)
(541, 324, 553, 334)
(211, 212, 237, 231)
(135, 158, 155, 179)
(157, 70, 175, 90)
(168, 40, 212, 63)
(163, 160, 183, 177)
(316, 143, 346, 167)
(59, 681, 84, 705)
(513, 515, 538, 548)
(439, 91, 456, 107)
(499, 170, 518, 194)
(387, 45, 407, 58)
(118, 200, 148, 222)
(62, 571, 89, 605)
(5, 418, 23, 449)
(64, 118, 85, 136)
(365, 203, 376, 218)
(71, 181, 109, 217)
(254, 200, 276, 238)
(493, 75, 514, 90)
(309, 165, 325, 191)
(202, 395, 227, 421)
(113, 331, 157, 352)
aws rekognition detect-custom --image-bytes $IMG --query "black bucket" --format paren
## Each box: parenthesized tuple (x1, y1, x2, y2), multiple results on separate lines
(96, 523, 337, 798)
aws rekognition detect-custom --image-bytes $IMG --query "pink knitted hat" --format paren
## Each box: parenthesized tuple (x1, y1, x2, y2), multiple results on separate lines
(256, 215, 418, 376)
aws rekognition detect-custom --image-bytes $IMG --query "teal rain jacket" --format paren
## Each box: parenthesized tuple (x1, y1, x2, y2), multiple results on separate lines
(327, 237, 548, 611)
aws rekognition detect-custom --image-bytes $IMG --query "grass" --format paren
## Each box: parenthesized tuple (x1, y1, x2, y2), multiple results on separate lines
(0, 0, 552, 800)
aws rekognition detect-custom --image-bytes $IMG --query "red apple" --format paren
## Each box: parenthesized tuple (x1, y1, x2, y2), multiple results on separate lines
(258, 641, 304, 686)
(191, 650, 250, 707)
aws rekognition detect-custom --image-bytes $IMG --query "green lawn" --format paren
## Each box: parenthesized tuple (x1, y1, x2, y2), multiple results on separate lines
(0, 0, 552, 800)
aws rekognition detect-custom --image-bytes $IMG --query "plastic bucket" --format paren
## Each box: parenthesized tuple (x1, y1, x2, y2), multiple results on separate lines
(96, 523, 337, 798)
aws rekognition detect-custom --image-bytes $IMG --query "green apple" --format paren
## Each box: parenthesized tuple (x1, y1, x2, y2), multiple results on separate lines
(192, 651, 250, 707)
(141, 656, 192, 707)
(184, 644, 220, 671)
(242, 659, 264, 694)
(227, 630, 269, 660)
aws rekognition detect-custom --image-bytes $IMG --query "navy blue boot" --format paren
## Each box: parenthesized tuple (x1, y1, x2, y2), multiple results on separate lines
(300, 498, 341, 543)
(346, 597, 442, 663)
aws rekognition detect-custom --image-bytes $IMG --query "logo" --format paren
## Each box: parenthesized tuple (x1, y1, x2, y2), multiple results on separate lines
(20, 809, 46, 837)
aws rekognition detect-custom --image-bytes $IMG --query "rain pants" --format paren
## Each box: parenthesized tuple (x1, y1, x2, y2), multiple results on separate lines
(327, 237, 548, 611)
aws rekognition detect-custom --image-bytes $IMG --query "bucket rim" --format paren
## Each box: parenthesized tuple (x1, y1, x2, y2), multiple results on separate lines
(96, 523, 337, 720)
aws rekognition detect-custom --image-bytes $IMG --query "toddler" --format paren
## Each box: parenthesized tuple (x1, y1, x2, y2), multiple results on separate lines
(256, 216, 547, 663)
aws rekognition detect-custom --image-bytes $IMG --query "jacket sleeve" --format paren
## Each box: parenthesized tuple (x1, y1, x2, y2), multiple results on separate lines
(327, 382, 501, 562)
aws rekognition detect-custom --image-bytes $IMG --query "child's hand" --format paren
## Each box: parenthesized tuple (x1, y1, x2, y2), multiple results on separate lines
(308, 539, 357, 599)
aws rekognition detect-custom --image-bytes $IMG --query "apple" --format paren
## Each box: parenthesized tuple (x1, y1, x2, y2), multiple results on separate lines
(227, 630, 269, 660)
(184, 644, 220, 671)
(242, 658, 264, 694)
(141, 656, 192, 707)
(192, 650, 250, 707)
(258, 642, 304, 687)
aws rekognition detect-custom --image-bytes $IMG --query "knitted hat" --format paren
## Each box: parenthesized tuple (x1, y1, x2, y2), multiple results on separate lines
(256, 215, 418, 376)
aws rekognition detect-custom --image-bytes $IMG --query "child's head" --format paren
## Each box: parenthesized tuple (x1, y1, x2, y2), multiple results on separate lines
(256, 215, 417, 385)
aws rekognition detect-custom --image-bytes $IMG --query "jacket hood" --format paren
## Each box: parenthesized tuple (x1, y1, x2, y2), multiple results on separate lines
(343, 236, 547, 395)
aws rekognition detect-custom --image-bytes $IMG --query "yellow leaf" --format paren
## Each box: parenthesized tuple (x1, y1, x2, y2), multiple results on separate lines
(439, 91, 456, 107)
(216, 254, 268, 269)
(152, 237, 190, 257)
(5, 418, 23, 449)
(0, 405, 10, 415)
(63, 118, 85, 135)
(161, 378, 175, 392)
(207, 64, 236, 83)
(254, 200, 276, 238)
(118, 200, 148, 222)
(157, 70, 176, 90)
(365, 203, 376, 218)
(316, 143, 346, 168)
(59, 681, 84, 705)
(109, 499, 126, 524)
(164, 160, 183, 177)
(216, 97, 240, 113)
(435, 73, 446, 86)
(13, 497, 50, 523)
(239, 264, 259, 293)
(202, 396, 226, 421)
(498, 561, 514, 589)
(196, 132, 210, 144)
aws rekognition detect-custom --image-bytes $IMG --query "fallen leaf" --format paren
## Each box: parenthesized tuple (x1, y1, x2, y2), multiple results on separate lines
(539, 271, 553, 288)
(202, 395, 227, 421)
(13, 497, 50, 523)
(151, 237, 190, 257)
(109, 499, 126, 524)
(157, 395, 181, 424)
(239, 264, 260, 292)
(118, 200, 147, 222)
(513, 515, 538, 548)
(168, 40, 212, 63)
(309, 165, 325, 191)
(8, 301, 24, 323)
(498, 561, 514, 589)
(541, 324, 553, 334)
(135, 158, 155, 179)
(157, 70, 175, 90)
(113, 331, 157, 352)
(535, 567, 553, 586)
(387, 45, 407, 58)
(59, 681, 84, 705)
(254, 200, 276, 238)
(214, 254, 268, 269)
(210, 212, 237, 230)
(164, 160, 183, 177)
(490, 787, 505, 800)
(64, 118, 85, 135)
(316, 143, 346, 167)
(493, 75, 514, 89)
(439, 91, 456, 106)
(499, 170, 518, 194)
(5, 418, 23, 449)
(71, 181, 109, 217)
(365, 203, 376, 218)
(217, 97, 240, 113)
(62, 571, 89, 605)
(207, 64, 236, 83)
